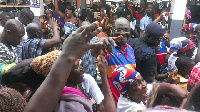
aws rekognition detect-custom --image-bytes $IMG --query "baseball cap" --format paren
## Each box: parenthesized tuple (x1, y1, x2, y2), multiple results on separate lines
(145, 22, 166, 36)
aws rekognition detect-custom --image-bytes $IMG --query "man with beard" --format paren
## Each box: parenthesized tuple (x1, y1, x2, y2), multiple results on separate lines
(91, 17, 136, 105)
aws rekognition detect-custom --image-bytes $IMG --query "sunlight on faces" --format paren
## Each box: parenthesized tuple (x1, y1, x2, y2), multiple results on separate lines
(114, 18, 131, 46)
(127, 74, 148, 102)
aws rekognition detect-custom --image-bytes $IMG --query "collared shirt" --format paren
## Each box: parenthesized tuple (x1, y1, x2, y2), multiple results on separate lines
(105, 44, 136, 105)
(0, 43, 18, 63)
(140, 14, 152, 30)
(17, 38, 46, 62)
(127, 37, 156, 82)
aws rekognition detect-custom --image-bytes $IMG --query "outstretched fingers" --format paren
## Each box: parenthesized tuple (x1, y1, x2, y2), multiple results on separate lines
(80, 22, 98, 37)
(85, 28, 100, 42)
(108, 37, 117, 47)
(88, 42, 102, 50)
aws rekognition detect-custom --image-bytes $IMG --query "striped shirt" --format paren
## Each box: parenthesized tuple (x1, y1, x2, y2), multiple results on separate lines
(105, 44, 136, 105)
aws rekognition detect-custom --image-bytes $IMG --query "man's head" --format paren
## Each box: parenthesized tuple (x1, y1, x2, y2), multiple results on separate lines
(175, 56, 195, 77)
(1, 19, 25, 47)
(139, 4, 145, 13)
(18, 8, 34, 26)
(113, 17, 130, 46)
(145, 3, 154, 16)
(0, 12, 14, 27)
(181, 23, 198, 43)
(26, 23, 43, 39)
(144, 23, 166, 48)
(111, 13, 119, 24)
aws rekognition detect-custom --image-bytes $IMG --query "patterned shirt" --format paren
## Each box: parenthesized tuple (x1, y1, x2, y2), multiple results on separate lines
(81, 37, 98, 79)
(0, 43, 18, 63)
(17, 38, 46, 62)
(188, 62, 200, 87)
(105, 44, 136, 105)
(156, 39, 168, 65)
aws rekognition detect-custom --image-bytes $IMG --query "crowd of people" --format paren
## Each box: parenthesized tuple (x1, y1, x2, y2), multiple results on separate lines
(0, 0, 200, 112)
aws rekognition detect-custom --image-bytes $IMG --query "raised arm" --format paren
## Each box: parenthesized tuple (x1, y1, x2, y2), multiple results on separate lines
(97, 55, 116, 112)
(54, 0, 65, 18)
(24, 22, 101, 112)
(157, 83, 188, 108)
(153, 12, 172, 23)
(90, 36, 122, 57)
(43, 17, 60, 49)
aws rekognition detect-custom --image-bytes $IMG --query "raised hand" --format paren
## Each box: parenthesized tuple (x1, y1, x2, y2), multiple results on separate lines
(62, 22, 101, 60)
(96, 55, 108, 76)
(48, 17, 58, 28)
(99, 35, 123, 55)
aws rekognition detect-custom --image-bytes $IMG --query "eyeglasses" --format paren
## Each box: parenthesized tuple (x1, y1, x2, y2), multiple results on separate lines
(114, 28, 130, 33)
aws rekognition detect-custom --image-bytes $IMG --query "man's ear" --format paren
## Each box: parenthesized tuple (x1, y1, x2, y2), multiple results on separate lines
(35, 31, 39, 37)
(6, 29, 11, 36)
(182, 67, 186, 73)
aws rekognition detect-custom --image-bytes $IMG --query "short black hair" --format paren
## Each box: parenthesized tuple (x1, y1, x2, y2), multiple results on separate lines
(19, 8, 34, 20)
(175, 56, 195, 71)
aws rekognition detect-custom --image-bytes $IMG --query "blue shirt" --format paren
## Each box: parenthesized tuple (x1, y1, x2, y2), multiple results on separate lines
(157, 39, 167, 53)
(17, 38, 46, 63)
(140, 14, 152, 30)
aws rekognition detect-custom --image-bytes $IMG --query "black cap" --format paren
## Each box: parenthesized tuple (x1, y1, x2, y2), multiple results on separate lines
(145, 22, 166, 36)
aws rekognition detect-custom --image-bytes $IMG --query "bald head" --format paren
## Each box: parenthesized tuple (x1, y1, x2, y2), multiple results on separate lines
(26, 23, 42, 38)
(113, 17, 131, 46)
(114, 17, 130, 29)
(26, 23, 40, 32)
(4, 19, 24, 31)
(1, 19, 25, 46)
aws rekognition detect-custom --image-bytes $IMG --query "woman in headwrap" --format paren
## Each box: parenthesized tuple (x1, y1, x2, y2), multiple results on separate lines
(168, 37, 196, 72)
(112, 65, 187, 112)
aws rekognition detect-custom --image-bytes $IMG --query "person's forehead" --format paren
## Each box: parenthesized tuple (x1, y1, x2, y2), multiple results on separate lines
(115, 21, 129, 28)
(131, 75, 142, 86)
